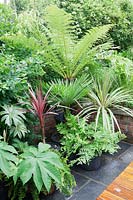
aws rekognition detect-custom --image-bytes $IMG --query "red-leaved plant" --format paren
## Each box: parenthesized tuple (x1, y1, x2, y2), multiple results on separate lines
(29, 86, 55, 143)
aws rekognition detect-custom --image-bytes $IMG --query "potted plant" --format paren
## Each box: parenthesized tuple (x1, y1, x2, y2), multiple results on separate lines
(57, 113, 125, 170)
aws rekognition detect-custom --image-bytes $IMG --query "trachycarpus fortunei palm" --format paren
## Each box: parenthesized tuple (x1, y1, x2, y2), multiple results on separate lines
(29, 86, 54, 143)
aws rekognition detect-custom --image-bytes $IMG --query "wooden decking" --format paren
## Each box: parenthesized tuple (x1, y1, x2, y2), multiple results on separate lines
(97, 162, 133, 200)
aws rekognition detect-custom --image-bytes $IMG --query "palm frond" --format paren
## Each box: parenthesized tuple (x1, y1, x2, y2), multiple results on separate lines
(46, 75, 91, 107)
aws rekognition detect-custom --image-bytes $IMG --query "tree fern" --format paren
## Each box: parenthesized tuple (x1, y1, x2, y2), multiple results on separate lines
(44, 5, 113, 79)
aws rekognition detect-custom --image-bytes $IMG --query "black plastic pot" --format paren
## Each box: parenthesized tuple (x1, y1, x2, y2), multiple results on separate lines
(51, 132, 61, 144)
(80, 156, 102, 171)
(48, 141, 61, 151)
(54, 108, 65, 123)
(0, 183, 8, 200)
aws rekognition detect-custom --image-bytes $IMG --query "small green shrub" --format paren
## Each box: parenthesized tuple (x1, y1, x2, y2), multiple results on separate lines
(0, 54, 28, 104)
(57, 113, 125, 165)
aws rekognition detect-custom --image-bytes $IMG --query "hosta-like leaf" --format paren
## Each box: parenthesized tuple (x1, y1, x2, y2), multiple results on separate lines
(0, 142, 18, 154)
(42, 152, 64, 169)
(0, 142, 18, 177)
(0, 155, 11, 177)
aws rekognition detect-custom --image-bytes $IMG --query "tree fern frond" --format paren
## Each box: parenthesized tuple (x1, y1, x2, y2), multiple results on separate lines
(72, 25, 113, 70)
(45, 5, 75, 64)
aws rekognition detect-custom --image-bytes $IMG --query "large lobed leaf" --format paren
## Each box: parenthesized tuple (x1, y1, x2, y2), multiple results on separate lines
(0, 141, 18, 177)
(15, 143, 64, 192)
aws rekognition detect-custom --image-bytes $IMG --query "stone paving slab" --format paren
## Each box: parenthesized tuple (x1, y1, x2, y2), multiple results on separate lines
(69, 181, 105, 200)
(74, 158, 128, 185)
(119, 145, 133, 164)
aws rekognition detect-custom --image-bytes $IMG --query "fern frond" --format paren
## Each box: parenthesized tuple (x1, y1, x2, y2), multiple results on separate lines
(45, 5, 75, 64)
(72, 25, 113, 70)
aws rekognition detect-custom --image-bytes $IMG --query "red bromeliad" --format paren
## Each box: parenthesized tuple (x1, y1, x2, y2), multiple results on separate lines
(29, 86, 54, 143)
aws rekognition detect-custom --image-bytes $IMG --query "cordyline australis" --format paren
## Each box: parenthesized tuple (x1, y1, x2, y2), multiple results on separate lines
(29, 86, 55, 143)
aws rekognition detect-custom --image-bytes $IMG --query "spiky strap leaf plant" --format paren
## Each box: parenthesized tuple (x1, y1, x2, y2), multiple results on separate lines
(79, 72, 133, 132)
(29, 86, 55, 143)
(46, 75, 91, 107)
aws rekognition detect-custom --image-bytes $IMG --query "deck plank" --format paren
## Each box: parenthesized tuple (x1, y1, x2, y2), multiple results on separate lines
(97, 161, 133, 200)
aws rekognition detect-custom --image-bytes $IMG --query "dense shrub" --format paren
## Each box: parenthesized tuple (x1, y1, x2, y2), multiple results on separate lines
(0, 53, 46, 104)
(11, 0, 57, 13)
(59, 0, 133, 50)
(0, 3, 17, 36)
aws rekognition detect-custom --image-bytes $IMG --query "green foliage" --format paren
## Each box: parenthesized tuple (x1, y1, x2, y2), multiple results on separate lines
(80, 71, 133, 132)
(108, 54, 133, 90)
(0, 3, 17, 36)
(78, 122, 126, 164)
(57, 113, 90, 158)
(0, 140, 18, 177)
(0, 105, 28, 139)
(46, 75, 90, 107)
(0, 52, 46, 104)
(0, 53, 28, 104)
(59, 0, 133, 50)
(57, 113, 125, 165)
(0, 33, 41, 59)
(14, 143, 75, 194)
(11, 0, 57, 14)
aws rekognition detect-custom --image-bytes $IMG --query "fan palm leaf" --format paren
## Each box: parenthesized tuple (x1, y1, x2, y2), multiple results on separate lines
(46, 75, 91, 107)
